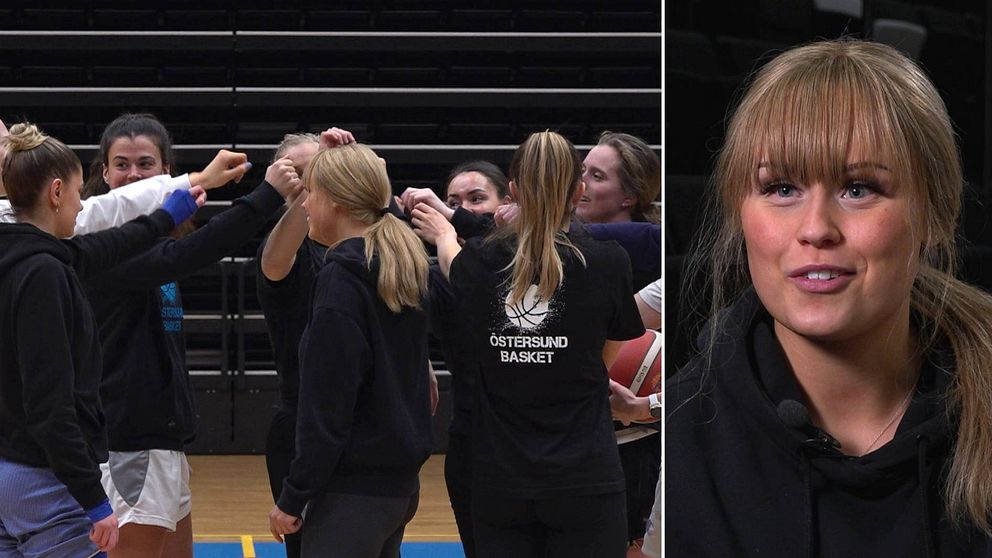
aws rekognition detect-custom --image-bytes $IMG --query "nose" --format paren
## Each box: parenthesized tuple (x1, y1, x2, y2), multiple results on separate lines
(797, 189, 841, 248)
(126, 165, 141, 182)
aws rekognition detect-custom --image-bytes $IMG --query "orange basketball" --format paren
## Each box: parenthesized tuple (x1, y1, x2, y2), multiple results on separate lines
(609, 329, 662, 397)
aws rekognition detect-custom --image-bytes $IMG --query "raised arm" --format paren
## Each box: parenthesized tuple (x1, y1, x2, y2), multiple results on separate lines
(87, 162, 299, 290)
(411, 202, 461, 278)
(64, 188, 202, 280)
(260, 190, 309, 282)
(73, 149, 250, 235)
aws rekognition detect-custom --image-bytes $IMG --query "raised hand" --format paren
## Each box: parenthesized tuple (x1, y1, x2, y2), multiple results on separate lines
(190, 149, 252, 190)
(319, 127, 356, 149)
(411, 202, 456, 246)
(266, 157, 303, 200)
(494, 202, 520, 227)
(401, 187, 453, 219)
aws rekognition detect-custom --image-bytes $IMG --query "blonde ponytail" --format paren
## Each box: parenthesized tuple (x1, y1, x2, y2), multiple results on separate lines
(502, 131, 586, 306)
(365, 212, 429, 313)
(913, 268, 992, 532)
(306, 143, 429, 313)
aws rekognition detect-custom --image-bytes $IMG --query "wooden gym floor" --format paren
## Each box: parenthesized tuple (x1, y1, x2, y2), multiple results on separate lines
(189, 454, 460, 548)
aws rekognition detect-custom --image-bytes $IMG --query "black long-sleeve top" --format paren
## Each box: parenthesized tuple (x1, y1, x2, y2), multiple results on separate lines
(0, 211, 175, 509)
(278, 237, 433, 516)
(84, 181, 285, 451)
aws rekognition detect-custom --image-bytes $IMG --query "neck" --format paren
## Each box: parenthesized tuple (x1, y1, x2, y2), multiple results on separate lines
(775, 310, 920, 456)
(17, 208, 59, 237)
(327, 216, 371, 248)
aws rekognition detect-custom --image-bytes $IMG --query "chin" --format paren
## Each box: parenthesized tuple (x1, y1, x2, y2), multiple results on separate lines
(777, 312, 861, 343)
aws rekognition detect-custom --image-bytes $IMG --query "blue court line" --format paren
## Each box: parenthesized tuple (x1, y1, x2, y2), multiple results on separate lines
(194, 541, 465, 558)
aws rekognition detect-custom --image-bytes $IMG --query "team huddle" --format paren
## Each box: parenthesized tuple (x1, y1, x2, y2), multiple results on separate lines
(0, 115, 660, 558)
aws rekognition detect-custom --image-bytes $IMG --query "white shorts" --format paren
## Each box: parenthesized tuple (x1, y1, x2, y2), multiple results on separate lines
(100, 449, 191, 531)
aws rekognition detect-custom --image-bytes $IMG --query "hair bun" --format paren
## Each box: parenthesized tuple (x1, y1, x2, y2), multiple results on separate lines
(4, 123, 47, 153)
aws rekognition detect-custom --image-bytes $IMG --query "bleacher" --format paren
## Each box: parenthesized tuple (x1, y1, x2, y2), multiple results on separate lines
(1, 1, 661, 453)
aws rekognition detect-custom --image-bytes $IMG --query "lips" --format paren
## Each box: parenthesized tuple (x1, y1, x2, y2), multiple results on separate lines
(788, 265, 855, 293)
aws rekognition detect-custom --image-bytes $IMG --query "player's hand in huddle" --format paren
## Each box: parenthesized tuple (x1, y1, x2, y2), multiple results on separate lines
(401, 187, 453, 220)
(411, 202, 456, 246)
(190, 149, 251, 190)
(318, 127, 356, 149)
(266, 157, 303, 200)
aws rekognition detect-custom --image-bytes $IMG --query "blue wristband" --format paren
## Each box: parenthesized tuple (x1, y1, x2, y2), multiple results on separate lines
(85, 499, 114, 523)
(161, 189, 199, 227)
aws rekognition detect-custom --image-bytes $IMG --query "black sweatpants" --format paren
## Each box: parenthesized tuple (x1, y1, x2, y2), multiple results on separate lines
(619, 433, 661, 541)
(444, 432, 476, 558)
(266, 406, 302, 558)
(301, 491, 419, 558)
(472, 490, 627, 558)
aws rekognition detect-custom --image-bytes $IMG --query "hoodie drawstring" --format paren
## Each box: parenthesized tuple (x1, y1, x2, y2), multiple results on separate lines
(917, 435, 934, 558)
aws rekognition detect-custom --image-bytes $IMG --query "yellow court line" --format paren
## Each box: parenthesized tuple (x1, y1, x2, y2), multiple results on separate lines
(241, 535, 255, 558)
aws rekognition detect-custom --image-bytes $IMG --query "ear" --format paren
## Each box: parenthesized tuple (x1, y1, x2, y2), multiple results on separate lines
(620, 194, 634, 209)
(508, 180, 517, 200)
(571, 181, 586, 206)
(501, 195, 512, 205)
(101, 164, 110, 185)
(163, 164, 171, 176)
(48, 177, 63, 208)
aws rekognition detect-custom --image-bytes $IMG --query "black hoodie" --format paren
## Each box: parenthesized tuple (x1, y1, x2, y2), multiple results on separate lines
(666, 289, 992, 558)
(0, 211, 174, 510)
(278, 236, 433, 517)
(83, 181, 284, 451)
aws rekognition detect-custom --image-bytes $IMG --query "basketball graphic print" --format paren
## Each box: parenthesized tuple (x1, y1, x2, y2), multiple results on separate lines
(504, 284, 550, 330)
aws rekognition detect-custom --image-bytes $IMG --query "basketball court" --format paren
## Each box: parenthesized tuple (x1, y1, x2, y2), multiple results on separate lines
(189, 455, 465, 558)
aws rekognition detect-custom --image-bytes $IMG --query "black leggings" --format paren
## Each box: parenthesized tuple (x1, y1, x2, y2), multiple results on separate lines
(472, 491, 627, 558)
(444, 432, 476, 558)
(266, 406, 302, 558)
(619, 434, 661, 541)
(301, 491, 419, 558)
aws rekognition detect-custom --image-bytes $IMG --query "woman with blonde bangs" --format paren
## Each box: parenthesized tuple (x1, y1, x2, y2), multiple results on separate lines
(667, 39, 992, 556)
(414, 131, 643, 557)
(268, 143, 434, 557)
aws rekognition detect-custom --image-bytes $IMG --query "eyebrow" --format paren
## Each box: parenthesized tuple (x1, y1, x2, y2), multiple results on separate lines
(112, 155, 158, 162)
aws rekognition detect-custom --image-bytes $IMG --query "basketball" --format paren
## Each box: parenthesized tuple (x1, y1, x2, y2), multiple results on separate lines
(609, 329, 662, 397)
(504, 284, 551, 330)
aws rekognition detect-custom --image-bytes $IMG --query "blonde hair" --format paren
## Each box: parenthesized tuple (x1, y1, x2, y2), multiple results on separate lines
(596, 131, 660, 223)
(273, 132, 319, 162)
(694, 39, 992, 532)
(501, 131, 586, 305)
(2, 123, 80, 213)
(304, 143, 428, 313)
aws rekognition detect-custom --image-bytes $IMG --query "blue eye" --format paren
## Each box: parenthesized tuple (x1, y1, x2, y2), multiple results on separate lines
(843, 181, 878, 199)
(760, 182, 796, 197)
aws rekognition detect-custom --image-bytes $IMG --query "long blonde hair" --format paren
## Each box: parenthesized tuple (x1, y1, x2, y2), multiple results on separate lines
(501, 131, 586, 305)
(693, 39, 992, 532)
(305, 143, 429, 313)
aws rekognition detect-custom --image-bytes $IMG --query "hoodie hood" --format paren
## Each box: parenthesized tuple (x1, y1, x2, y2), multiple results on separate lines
(666, 288, 977, 558)
(705, 288, 953, 489)
(0, 223, 71, 277)
(324, 236, 380, 288)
